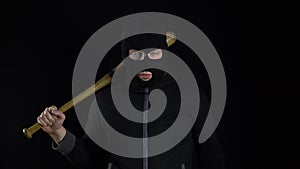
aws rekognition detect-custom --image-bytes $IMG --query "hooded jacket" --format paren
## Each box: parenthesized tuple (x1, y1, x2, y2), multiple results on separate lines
(52, 71, 225, 169)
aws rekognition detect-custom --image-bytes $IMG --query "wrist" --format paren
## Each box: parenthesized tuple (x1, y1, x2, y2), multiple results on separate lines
(49, 127, 66, 144)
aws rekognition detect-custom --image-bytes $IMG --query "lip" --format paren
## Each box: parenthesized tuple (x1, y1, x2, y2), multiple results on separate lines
(138, 71, 152, 80)
(138, 71, 152, 76)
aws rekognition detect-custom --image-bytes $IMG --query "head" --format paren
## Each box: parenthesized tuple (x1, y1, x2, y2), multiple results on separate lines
(120, 16, 169, 85)
(128, 48, 163, 81)
(121, 33, 168, 85)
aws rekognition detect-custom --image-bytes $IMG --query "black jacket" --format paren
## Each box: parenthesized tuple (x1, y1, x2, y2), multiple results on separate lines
(53, 73, 225, 169)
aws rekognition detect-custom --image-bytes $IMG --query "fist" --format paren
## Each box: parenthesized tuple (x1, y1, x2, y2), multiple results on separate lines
(37, 106, 65, 134)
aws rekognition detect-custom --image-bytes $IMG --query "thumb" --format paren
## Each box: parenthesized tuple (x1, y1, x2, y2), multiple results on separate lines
(49, 105, 57, 111)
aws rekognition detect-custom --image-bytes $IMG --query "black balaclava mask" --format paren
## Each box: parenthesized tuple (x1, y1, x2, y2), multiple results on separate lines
(121, 33, 168, 88)
(120, 33, 168, 88)
(119, 16, 169, 89)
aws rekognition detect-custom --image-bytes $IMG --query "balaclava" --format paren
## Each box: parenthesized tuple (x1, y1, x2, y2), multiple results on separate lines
(120, 17, 168, 88)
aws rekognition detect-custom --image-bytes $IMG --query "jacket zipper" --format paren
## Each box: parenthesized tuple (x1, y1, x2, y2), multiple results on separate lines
(107, 162, 112, 169)
(143, 87, 149, 169)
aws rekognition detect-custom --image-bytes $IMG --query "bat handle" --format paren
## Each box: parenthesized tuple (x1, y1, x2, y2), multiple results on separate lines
(23, 123, 42, 139)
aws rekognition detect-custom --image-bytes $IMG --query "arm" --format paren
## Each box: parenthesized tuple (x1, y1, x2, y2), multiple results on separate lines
(194, 132, 226, 169)
(191, 91, 226, 169)
(37, 106, 107, 169)
(53, 131, 107, 169)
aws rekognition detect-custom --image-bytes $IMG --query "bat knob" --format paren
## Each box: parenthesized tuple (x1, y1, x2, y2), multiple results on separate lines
(23, 128, 32, 139)
(166, 31, 176, 47)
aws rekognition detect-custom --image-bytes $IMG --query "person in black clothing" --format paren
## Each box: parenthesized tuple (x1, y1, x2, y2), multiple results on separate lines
(37, 20, 225, 169)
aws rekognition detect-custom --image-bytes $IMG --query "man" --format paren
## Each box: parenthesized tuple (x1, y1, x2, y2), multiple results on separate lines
(37, 19, 225, 169)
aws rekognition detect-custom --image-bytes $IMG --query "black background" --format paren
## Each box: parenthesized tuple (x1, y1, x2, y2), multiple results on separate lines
(1, 0, 298, 169)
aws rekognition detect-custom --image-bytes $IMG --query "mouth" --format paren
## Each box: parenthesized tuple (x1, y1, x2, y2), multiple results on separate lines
(138, 71, 152, 81)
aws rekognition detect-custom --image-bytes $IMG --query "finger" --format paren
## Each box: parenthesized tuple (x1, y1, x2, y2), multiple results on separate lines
(51, 110, 65, 120)
(45, 111, 56, 123)
(37, 116, 48, 127)
(41, 111, 53, 126)
(42, 107, 47, 115)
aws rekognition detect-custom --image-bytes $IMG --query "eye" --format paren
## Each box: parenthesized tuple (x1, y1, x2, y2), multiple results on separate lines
(148, 49, 162, 60)
(129, 49, 137, 55)
(129, 50, 145, 61)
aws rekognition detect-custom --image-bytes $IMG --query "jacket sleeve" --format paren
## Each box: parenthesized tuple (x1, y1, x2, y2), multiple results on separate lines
(52, 130, 108, 169)
(191, 90, 226, 169)
(193, 132, 226, 169)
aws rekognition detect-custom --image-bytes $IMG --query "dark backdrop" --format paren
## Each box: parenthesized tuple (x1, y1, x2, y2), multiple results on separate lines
(1, 1, 297, 169)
